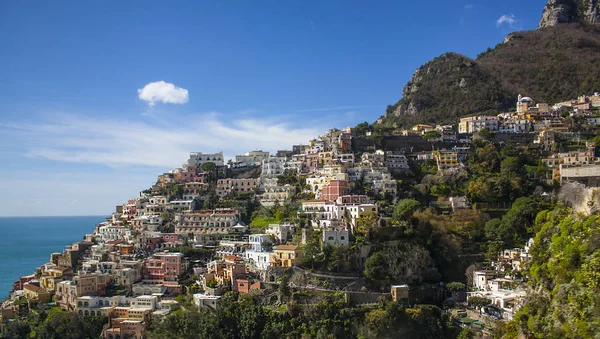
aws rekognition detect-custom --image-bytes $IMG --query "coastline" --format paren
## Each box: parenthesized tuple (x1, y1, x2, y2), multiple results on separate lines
(0, 216, 106, 300)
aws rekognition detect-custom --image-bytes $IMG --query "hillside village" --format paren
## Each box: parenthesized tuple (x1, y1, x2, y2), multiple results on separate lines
(3, 92, 600, 338)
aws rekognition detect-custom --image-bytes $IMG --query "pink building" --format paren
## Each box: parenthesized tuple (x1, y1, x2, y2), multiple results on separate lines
(161, 233, 180, 243)
(336, 195, 370, 205)
(180, 170, 205, 183)
(153, 252, 184, 281)
(321, 180, 349, 202)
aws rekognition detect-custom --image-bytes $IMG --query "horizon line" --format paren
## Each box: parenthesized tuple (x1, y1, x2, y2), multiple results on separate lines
(0, 215, 109, 218)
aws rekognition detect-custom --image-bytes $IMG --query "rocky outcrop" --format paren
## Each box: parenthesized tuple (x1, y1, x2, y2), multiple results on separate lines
(539, 0, 600, 28)
(378, 53, 512, 127)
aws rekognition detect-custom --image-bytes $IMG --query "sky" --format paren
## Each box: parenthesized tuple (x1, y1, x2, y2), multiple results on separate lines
(0, 0, 547, 216)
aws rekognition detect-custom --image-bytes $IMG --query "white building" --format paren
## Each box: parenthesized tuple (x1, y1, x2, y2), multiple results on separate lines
(261, 157, 288, 176)
(322, 229, 349, 247)
(458, 116, 499, 134)
(386, 154, 409, 169)
(193, 293, 221, 311)
(244, 234, 273, 271)
(96, 224, 133, 243)
(265, 223, 296, 244)
(187, 152, 225, 168)
(230, 150, 270, 168)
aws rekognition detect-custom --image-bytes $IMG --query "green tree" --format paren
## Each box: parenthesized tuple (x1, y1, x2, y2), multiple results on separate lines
(393, 199, 422, 221)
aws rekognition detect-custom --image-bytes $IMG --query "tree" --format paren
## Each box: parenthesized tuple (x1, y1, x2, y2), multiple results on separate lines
(200, 162, 216, 172)
(468, 296, 491, 308)
(423, 130, 441, 140)
(446, 282, 466, 292)
(364, 251, 388, 281)
(393, 199, 422, 221)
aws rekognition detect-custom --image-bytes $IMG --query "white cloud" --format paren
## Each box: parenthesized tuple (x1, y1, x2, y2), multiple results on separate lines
(496, 14, 517, 28)
(5, 112, 325, 168)
(137, 81, 189, 106)
(464, 4, 473, 9)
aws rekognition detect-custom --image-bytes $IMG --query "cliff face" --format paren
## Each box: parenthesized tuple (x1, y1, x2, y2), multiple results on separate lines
(539, 0, 600, 28)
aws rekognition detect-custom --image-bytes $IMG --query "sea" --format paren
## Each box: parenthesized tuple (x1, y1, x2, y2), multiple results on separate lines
(0, 216, 106, 299)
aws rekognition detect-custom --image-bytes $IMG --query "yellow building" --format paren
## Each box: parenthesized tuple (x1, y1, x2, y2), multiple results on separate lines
(23, 284, 52, 304)
(433, 150, 459, 170)
(272, 245, 302, 267)
(318, 152, 334, 166)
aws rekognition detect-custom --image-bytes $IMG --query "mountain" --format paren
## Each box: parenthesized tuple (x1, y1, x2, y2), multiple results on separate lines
(378, 1, 600, 128)
(379, 53, 513, 128)
(539, 0, 600, 28)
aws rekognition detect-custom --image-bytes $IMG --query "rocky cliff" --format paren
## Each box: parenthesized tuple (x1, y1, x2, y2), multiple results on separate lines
(539, 0, 600, 28)
(382, 53, 512, 127)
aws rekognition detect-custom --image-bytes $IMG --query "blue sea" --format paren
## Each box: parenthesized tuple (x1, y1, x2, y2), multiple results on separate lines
(0, 216, 106, 299)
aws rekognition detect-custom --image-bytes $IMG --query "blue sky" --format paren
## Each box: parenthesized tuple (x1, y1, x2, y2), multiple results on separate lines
(0, 0, 546, 216)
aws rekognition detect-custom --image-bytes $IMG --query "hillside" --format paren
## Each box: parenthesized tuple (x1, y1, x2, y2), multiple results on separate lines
(506, 205, 600, 337)
(379, 18, 600, 128)
(479, 24, 600, 106)
(379, 53, 513, 128)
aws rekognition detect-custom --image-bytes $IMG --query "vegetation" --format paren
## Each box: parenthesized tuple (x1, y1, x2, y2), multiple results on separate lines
(504, 204, 600, 338)
(0, 307, 106, 339)
(378, 24, 600, 127)
(147, 292, 459, 339)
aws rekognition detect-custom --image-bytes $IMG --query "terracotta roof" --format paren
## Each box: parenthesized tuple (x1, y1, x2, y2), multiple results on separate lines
(224, 255, 244, 261)
(106, 240, 121, 245)
(275, 245, 299, 251)
(304, 200, 327, 203)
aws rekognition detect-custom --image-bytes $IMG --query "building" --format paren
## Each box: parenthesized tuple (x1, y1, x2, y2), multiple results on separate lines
(265, 223, 296, 244)
(433, 150, 460, 170)
(244, 234, 273, 271)
(498, 119, 531, 133)
(258, 185, 296, 206)
(472, 270, 497, 291)
(175, 209, 244, 235)
(560, 164, 600, 187)
(187, 152, 225, 168)
(229, 150, 270, 168)
(261, 157, 287, 176)
(23, 284, 52, 304)
(152, 252, 184, 281)
(193, 294, 221, 311)
(182, 182, 209, 200)
(216, 178, 259, 197)
(272, 245, 302, 267)
(386, 154, 409, 170)
(391, 285, 409, 302)
(322, 229, 349, 247)
(458, 116, 499, 134)
(320, 180, 349, 202)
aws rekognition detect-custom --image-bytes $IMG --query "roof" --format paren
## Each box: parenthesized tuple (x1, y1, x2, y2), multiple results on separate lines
(224, 255, 244, 262)
(275, 245, 299, 251)
(24, 284, 47, 294)
(52, 267, 71, 272)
